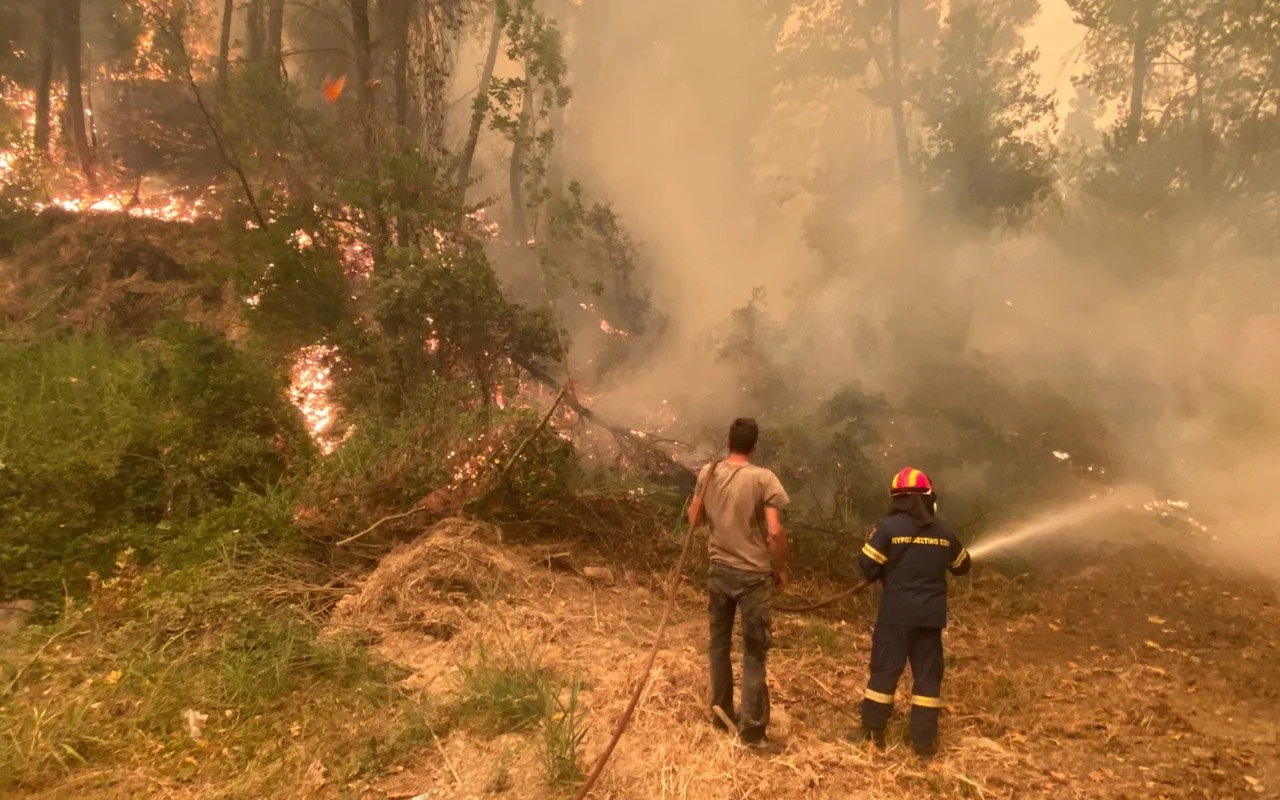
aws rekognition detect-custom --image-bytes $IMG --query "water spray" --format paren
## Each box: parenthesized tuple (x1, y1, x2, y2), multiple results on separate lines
(966, 483, 1153, 560)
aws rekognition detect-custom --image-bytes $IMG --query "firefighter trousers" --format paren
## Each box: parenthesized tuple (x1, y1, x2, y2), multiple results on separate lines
(708, 563, 773, 742)
(861, 623, 944, 750)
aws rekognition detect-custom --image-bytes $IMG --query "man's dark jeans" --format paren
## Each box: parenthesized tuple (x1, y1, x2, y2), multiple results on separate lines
(708, 562, 773, 742)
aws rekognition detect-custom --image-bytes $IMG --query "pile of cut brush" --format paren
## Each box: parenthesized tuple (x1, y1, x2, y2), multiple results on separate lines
(330, 517, 517, 645)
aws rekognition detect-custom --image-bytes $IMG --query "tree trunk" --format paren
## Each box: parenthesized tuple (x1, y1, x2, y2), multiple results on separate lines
(456, 11, 503, 193)
(216, 0, 234, 98)
(393, 0, 410, 131)
(888, 0, 914, 201)
(246, 0, 265, 61)
(34, 0, 57, 154)
(266, 0, 285, 74)
(264, 0, 285, 73)
(349, 0, 385, 267)
(393, 0, 411, 246)
(419, 2, 454, 156)
(1125, 0, 1150, 147)
(60, 0, 95, 186)
(509, 50, 533, 244)
(547, 98, 565, 200)
(351, 0, 374, 149)
(84, 43, 98, 150)
(544, 0, 572, 199)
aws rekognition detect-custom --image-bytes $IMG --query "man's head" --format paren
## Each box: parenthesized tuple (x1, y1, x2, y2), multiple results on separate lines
(727, 417, 759, 455)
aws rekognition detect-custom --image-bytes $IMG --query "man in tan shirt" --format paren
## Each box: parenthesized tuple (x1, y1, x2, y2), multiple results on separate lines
(688, 418, 791, 746)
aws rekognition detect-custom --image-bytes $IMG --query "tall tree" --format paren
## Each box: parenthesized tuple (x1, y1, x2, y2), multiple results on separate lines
(488, 0, 569, 241)
(348, 0, 384, 266)
(1068, 0, 1161, 148)
(266, 0, 286, 74)
(782, 0, 941, 205)
(1125, 0, 1151, 146)
(913, 0, 1056, 227)
(59, 0, 95, 185)
(509, 34, 533, 244)
(389, 0, 412, 246)
(391, 0, 410, 132)
(886, 0, 913, 200)
(246, 0, 265, 61)
(419, 0, 464, 156)
(216, 0, 234, 97)
(457, 10, 503, 193)
(1072, 0, 1280, 225)
(34, 0, 57, 154)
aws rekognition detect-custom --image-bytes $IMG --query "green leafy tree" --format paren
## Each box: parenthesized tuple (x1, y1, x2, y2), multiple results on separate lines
(912, 0, 1058, 228)
(1070, 0, 1280, 256)
(782, 0, 943, 202)
(486, 0, 571, 243)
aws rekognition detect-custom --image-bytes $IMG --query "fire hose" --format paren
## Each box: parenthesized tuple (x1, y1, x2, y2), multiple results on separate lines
(774, 579, 872, 613)
(572, 507, 872, 798)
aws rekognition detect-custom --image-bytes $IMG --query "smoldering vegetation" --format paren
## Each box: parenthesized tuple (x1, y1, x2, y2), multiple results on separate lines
(511, 0, 1280, 574)
(0, 0, 1275, 573)
(2, 0, 1280, 795)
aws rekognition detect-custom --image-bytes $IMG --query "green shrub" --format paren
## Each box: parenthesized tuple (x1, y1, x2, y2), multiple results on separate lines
(541, 675, 588, 786)
(296, 380, 577, 548)
(0, 557, 430, 794)
(454, 645, 557, 736)
(450, 646, 588, 786)
(0, 325, 311, 604)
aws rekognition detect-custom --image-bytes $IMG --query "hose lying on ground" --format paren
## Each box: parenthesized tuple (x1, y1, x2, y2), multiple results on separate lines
(572, 507, 700, 800)
(773, 579, 872, 613)
(573, 462, 872, 796)
(573, 560, 870, 797)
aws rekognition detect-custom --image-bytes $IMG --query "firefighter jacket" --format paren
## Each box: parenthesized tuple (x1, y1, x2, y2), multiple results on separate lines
(858, 511, 971, 629)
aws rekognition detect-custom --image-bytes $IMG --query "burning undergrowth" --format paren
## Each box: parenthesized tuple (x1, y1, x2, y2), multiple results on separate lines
(0, 210, 236, 337)
(292, 386, 579, 552)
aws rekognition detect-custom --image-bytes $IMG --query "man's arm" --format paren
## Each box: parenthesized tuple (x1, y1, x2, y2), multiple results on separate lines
(687, 464, 711, 529)
(688, 494, 704, 528)
(765, 506, 789, 590)
(760, 472, 792, 590)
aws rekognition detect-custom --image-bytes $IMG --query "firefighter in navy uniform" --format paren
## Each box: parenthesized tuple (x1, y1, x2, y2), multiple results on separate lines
(856, 467, 971, 758)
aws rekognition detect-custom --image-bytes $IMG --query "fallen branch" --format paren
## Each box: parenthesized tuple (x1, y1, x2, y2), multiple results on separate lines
(491, 385, 567, 487)
(335, 507, 426, 547)
(514, 356, 694, 486)
(425, 719, 462, 786)
(792, 682, 860, 719)
(339, 387, 568, 547)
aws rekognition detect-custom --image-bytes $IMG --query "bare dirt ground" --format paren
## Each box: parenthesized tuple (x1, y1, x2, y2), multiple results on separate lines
(340, 518, 1280, 800)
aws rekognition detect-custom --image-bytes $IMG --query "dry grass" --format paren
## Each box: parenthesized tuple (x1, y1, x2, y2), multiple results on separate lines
(331, 518, 1280, 800)
(16, 516, 1271, 799)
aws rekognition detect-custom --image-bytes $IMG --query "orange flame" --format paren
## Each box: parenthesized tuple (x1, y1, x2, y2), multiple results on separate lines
(322, 75, 346, 104)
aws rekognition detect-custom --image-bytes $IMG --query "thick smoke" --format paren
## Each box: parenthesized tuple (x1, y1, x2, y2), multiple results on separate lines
(456, 1, 1280, 574)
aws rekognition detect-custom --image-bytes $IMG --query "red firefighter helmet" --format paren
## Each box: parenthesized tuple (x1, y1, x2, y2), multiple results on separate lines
(890, 467, 933, 496)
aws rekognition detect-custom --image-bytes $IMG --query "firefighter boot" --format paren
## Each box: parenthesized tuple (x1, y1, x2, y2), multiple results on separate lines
(847, 726, 886, 748)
